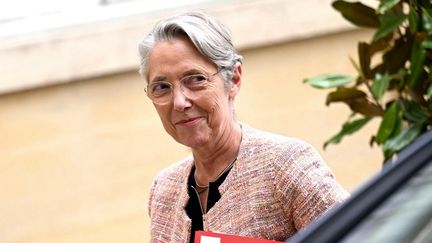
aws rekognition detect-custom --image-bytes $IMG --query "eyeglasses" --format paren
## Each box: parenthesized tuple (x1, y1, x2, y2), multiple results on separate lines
(145, 70, 221, 105)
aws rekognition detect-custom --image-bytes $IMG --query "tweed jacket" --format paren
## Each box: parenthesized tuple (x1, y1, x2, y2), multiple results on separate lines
(148, 124, 349, 242)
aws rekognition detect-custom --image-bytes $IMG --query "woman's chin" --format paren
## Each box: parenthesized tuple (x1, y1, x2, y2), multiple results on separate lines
(177, 135, 209, 148)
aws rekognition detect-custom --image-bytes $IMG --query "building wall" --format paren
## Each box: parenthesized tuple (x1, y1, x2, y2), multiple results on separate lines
(0, 28, 382, 243)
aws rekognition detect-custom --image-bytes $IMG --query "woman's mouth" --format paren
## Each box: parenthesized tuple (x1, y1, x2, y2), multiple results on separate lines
(175, 117, 202, 126)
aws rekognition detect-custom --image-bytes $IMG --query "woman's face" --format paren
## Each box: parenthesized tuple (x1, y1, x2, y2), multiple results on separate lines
(146, 37, 241, 148)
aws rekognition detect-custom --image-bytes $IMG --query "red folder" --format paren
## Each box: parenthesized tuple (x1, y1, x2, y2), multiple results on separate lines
(194, 231, 283, 243)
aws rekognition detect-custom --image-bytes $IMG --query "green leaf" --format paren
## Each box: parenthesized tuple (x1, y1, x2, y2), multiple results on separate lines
(408, 5, 419, 33)
(376, 102, 400, 144)
(383, 36, 413, 74)
(427, 83, 432, 98)
(393, 111, 403, 139)
(332, 1, 380, 28)
(389, 68, 406, 82)
(421, 38, 432, 49)
(383, 122, 424, 159)
(326, 87, 367, 105)
(373, 13, 407, 42)
(401, 100, 429, 123)
(303, 74, 353, 89)
(347, 98, 383, 117)
(372, 73, 391, 101)
(422, 7, 432, 34)
(378, 0, 401, 14)
(358, 42, 372, 78)
(369, 35, 392, 54)
(409, 45, 426, 87)
(349, 56, 362, 76)
(324, 117, 372, 148)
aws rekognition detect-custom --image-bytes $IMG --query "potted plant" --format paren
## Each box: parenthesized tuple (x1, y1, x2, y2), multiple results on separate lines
(304, 0, 432, 163)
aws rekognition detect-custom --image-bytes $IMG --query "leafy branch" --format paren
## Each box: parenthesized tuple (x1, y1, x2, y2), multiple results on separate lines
(304, 0, 432, 163)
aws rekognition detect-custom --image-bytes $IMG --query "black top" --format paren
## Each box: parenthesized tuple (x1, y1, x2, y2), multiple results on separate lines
(185, 166, 232, 243)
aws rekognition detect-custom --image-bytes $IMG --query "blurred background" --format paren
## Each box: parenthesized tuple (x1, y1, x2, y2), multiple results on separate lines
(0, 0, 382, 242)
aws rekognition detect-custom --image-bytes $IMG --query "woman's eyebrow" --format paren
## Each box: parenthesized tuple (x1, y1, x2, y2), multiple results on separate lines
(150, 68, 208, 83)
(150, 75, 167, 83)
(181, 68, 206, 77)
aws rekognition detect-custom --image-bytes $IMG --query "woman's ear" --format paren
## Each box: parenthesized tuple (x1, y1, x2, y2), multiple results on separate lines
(229, 63, 242, 98)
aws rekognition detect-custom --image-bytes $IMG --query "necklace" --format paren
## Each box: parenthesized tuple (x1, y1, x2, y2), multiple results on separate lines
(194, 157, 237, 193)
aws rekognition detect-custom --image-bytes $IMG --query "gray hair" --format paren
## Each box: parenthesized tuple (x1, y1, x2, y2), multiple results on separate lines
(138, 11, 243, 84)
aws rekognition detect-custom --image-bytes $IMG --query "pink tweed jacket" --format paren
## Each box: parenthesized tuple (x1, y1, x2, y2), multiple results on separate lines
(148, 124, 349, 242)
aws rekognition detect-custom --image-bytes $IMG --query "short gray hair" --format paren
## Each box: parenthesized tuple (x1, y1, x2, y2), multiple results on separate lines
(138, 11, 243, 84)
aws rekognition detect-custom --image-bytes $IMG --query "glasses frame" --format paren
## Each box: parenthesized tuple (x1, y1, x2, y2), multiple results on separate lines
(145, 69, 223, 105)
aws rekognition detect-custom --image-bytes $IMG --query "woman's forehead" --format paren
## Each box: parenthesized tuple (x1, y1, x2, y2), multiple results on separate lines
(147, 38, 217, 81)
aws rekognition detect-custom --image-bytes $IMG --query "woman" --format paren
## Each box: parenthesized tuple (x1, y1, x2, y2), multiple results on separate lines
(139, 11, 349, 243)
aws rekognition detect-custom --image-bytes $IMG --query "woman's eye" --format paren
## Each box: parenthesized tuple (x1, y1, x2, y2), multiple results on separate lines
(151, 82, 171, 94)
(184, 75, 207, 86)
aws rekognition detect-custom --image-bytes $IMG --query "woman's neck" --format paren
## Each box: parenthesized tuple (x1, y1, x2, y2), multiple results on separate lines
(192, 121, 242, 185)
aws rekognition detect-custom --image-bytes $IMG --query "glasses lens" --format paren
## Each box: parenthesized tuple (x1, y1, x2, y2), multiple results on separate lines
(147, 72, 215, 104)
(181, 74, 208, 90)
(148, 81, 172, 104)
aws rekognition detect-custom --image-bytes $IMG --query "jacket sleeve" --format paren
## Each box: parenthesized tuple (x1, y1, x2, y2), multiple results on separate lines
(275, 140, 349, 230)
(148, 176, 158, 218)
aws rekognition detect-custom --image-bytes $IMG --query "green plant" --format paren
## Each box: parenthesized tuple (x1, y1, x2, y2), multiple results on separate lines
(304, 0, 432, 163)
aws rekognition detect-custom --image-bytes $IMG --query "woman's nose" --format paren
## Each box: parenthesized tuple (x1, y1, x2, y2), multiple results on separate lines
(172, 86, 192, 111)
